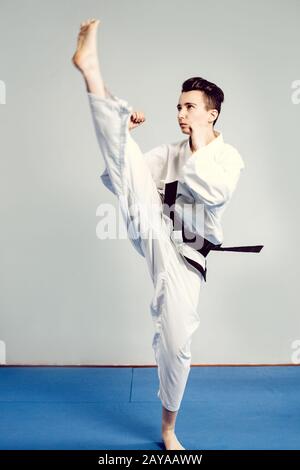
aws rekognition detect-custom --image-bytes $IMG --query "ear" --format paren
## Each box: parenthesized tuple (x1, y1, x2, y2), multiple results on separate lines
(208, 109, 218, 124)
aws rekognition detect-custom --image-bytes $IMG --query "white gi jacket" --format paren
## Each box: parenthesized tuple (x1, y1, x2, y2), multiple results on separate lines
(100, 131, 246, 280)
(144, 132, 244, 241)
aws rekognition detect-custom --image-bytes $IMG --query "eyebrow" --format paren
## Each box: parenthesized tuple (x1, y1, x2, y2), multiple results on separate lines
(176, 102, 197, 109)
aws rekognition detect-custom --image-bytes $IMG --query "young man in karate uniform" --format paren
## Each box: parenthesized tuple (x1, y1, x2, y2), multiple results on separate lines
(72, 18, 262, 450)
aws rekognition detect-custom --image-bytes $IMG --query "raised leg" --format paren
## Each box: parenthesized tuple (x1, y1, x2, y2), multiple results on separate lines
(72, 19, 164, 254)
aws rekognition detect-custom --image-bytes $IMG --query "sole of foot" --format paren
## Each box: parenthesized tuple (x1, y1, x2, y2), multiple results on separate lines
(72, 18, 101, 74)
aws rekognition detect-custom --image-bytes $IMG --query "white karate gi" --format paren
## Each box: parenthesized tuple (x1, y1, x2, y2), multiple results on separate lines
(87, 86, 245, 412)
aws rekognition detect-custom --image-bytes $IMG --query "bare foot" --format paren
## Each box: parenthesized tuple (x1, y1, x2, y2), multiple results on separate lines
(72, 18, 101, 75)
(162, 429, 185, 450)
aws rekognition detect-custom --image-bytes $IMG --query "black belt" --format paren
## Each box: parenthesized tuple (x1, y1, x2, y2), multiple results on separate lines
(162, 180, 264, 281)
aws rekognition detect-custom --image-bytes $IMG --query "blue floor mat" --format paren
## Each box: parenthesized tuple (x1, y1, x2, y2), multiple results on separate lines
(0, 366, 299, 449)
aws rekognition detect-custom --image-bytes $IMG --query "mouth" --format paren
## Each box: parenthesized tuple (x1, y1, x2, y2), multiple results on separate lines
(180, 123, 188, 127)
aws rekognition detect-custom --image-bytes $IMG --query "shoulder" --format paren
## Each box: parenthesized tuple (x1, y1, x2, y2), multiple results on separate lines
(219, 143, 245, 170)
(143, 139, 184, 163)
(143, 142, 169, 159)
(167, 138, 188, 154)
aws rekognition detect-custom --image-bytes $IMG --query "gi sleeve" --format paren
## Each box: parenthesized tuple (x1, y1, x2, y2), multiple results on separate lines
(180, 144, 245, 208)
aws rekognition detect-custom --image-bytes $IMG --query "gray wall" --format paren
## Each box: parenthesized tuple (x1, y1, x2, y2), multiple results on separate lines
(0, 0, 299, 365)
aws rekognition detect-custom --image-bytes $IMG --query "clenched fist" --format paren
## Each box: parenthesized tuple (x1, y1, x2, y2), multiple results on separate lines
(128, 111, 146, 130)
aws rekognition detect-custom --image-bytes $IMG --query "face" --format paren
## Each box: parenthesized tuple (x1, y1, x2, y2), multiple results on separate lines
(177, 90, 218, 134)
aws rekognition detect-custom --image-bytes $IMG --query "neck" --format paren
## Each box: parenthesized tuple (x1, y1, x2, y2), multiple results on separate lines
(189, 128, 218, 153)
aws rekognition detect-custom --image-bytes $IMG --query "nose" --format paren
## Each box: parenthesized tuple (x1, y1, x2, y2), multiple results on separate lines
(178, 112, 186, 122)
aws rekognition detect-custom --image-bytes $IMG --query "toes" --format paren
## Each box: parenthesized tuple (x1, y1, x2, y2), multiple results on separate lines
(91, 18, 100, 26)
(80, 18, 99, 30)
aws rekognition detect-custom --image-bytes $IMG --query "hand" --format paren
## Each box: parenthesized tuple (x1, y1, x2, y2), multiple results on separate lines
(128, 111, 146, 130)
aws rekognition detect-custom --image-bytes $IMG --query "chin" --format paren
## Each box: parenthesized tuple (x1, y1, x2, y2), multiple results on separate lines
(180, 127, 190, 134)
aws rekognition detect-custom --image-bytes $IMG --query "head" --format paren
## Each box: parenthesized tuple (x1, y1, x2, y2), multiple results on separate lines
(177, 76, 224, 134)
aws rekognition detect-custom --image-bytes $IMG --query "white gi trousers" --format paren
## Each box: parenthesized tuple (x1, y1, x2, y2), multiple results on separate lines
(87, 89, 204, 412)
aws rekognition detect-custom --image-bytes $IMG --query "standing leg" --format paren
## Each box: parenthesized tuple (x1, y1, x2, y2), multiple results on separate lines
(150, 242, 204, 448)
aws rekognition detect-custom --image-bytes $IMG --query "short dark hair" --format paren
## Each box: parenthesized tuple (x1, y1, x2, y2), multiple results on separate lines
(181, 76, 224, 126)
